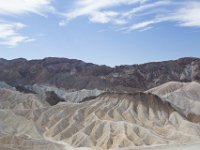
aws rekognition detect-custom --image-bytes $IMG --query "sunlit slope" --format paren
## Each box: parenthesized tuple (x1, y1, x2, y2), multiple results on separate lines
(147, 81, 200, 122)
(1, 92, 200, 149)
(0, 88, 49, 109)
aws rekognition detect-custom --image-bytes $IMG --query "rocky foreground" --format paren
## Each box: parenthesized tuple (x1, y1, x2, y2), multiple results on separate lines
(0, 57, 200, 150)
(0, 81, 200, 150)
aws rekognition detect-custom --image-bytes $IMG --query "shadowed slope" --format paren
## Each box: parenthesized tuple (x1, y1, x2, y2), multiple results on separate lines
(147, 81, 200, 122)
(1, 92, 200, 149)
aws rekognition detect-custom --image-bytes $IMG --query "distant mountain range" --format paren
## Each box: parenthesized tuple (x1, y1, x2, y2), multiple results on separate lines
(1, 57, 200, 150)
(0, 57, 200, 92)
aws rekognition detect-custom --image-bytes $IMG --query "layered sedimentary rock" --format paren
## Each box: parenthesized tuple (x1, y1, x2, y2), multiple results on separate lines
(0, 88, 49, 109)
(1, 92, 200, 149)
(0, 57, 200, 149)
(0, 83, 104, 108)
(25, 84, 104, 103)
(147, 81, 200, 123)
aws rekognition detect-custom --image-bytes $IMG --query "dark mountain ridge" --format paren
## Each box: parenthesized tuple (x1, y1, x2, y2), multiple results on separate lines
(0, 57, 200, 91)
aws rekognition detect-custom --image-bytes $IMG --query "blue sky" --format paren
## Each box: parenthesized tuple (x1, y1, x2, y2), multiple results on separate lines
(0, 0, 200, 66)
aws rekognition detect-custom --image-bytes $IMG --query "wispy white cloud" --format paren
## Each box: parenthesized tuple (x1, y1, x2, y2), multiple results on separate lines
(1, 0, 200, 48)
(122, 1, 171, 18)
(0, 21, 35, 47)
(0, 0, 54, 16)
(126, 1, 200, 31)
(0, 0, 55, 47)
(89, 11, 127, 25)
(169, 2, 200, 27)
(128, 20, 156, 31)
(61, 0, 200, 32)
(60, 0, 149, 26)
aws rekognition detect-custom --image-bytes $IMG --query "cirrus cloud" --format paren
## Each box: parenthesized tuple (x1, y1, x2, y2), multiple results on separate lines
(60, 0, 150, 26)
(0, 0, 54, 47)
(126, 1, 200, 32)
(169, 2, 200, 27)
(0, 21, 35, 47)
(0, 0, 54, 16)
(60, 0, 200, 32)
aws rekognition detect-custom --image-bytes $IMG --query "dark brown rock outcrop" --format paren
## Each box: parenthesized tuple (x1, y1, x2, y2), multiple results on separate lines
(0, 57, 199, 91)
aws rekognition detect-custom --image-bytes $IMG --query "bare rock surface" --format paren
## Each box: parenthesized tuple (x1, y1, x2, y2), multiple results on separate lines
(0, 57, 200, 91)
(147, 81, 200, 122)
(0, 57, 200, 149)
(0, 88, 49, 109)
(116, 143, 200, 150)
(25, 84, 104, 103)
(0, 81, 15, 90)
(0, 92, 200, 149)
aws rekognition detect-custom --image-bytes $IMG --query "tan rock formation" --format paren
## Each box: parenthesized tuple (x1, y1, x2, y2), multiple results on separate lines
(147, 81, 200, 122)
(1, 92, 200, 149)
